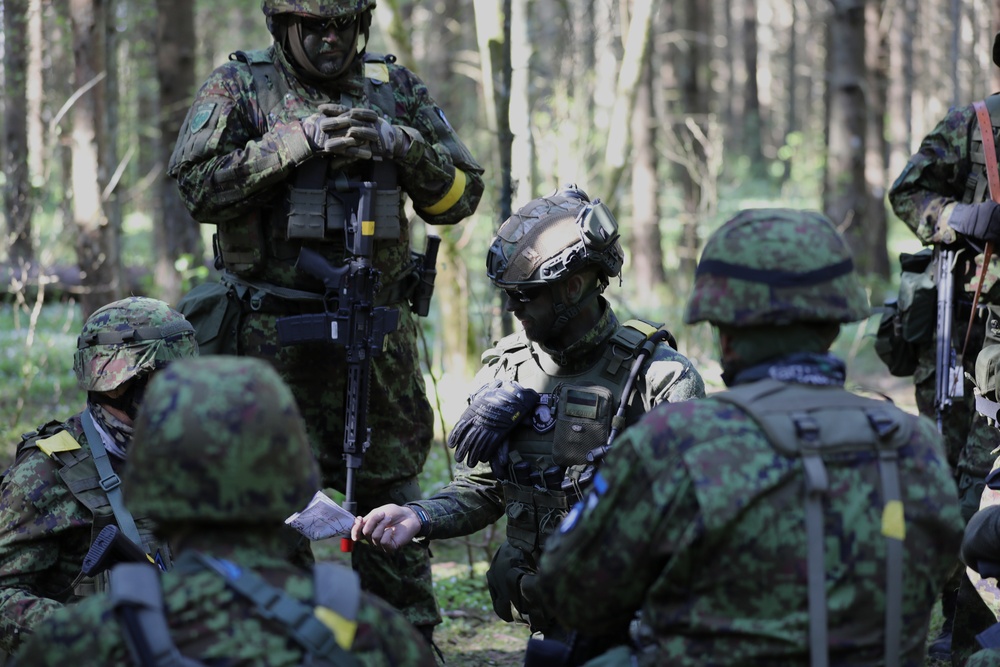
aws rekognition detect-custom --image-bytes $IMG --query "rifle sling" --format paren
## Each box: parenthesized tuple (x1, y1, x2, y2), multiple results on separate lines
(964, 101, 999, 359)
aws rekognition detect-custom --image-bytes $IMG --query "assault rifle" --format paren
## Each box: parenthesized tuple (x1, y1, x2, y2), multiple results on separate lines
(277, 182, 441, 552)
(935, 246, 963, 432)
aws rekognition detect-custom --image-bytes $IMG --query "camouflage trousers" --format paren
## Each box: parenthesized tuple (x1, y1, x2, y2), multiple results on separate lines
(915, 369, 997, 665)
(239, 306, 440, 628)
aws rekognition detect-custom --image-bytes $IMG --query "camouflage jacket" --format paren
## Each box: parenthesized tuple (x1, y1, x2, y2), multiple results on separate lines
(168, 43, 484, 290)
(410, 302, 706, 542)
(889, 94, 1000, 307)
(0, 412, 160, 654)
(11, 535, 437, 667)
(537, 358, 963, 666)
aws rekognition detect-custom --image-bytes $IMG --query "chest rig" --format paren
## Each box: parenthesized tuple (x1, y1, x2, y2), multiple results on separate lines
(216, 49, 403, 279)
(490, 320, 662, 554)
(20, 419, 170, 597)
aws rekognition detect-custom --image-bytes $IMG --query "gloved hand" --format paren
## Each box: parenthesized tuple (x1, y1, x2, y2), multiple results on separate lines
(299, 105, 376, 158)
(333, 113, 410, 160)
(948, 200, 1000, 243)
(448, 379, 540, 467)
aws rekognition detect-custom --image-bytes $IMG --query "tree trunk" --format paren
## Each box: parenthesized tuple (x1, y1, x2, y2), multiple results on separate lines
(4, 0, 34, 268)
(474, 0, 514, 342)
(629, 53, 666, 287)
(743, 0, 763, 168)
(823, 0, 869, 273)
(887, 0, 914, 179)
(70, 0, 121, 318)
(864, 0, 890, 278)
(27, 0, 45, 183)
(156, 0, 202, 304)
(510, 0, 534, 200)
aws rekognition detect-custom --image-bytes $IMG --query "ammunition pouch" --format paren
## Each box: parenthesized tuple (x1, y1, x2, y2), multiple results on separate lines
(875, 248, 935, 376)
(176, 280, 242, 355)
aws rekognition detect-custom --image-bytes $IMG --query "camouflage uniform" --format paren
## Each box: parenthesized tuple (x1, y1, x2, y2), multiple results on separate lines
(537, 209, 964, 667)
(168, 0, 484, 628)
(408, 190, 705, 650)
(0, 297, 198, 656)
(11, 356, 437, 667)
(887, 53, 1000, 661)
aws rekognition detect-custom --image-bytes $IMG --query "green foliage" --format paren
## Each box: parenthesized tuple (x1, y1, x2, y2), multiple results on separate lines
(0, 301, 84, 464)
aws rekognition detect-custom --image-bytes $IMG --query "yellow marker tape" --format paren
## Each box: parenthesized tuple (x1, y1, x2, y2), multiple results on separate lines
(364, 62, 390, 83)
(314, 606, 358, 649)
(362, 220, 376, 236)
(881, 500, 906, 541)
(36, 431, 81, 457)
(421, 169, 467, 216)
(621, 319, 658, 337)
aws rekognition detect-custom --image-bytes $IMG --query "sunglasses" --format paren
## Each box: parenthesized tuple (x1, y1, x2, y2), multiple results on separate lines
(299, 14, 357, 34)
(503, 286, 546, 303)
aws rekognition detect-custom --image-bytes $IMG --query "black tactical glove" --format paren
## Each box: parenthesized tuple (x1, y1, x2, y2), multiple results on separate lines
(448, 380, 540, 467)
(948, 200, 1000, 243)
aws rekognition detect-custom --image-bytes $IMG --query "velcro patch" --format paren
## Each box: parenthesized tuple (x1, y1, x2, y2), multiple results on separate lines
(189, 102, 216, 133)
(36, 431, 81, 456)
(365, 62, 389, 83)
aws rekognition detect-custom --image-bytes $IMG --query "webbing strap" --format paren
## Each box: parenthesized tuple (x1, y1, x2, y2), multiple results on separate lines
(977, 394, 1000, 421)
(110, 564, 203, 667)
(81, 409, 143, 549)
(794, 413, 830, 667)
(876, 441, 904, 667)
(965, 101, 999, 359)
(193, 554, 361, 667)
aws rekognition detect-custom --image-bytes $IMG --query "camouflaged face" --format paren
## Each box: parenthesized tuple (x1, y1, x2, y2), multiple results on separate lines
(73, 297, 199, 393)
(261, 0, 373, 18)
(124, 356, 321, 524)
(487, 187, 624, 287)
(684, 208, 870, 326)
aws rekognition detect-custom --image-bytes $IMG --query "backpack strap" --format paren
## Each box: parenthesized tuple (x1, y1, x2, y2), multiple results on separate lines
(231, 49, 287, 122)
(192, 554, 362, 667)
(109, 564, 204, 667)
(714, 380, 908, 667)
(312, 562, 362, 651)
(81, 409, 144, 549)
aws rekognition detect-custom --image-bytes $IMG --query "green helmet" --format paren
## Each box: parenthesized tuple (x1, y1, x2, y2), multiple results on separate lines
(486, 185, 624, 289)
(684, 208, 870, 327)
(260, 0, 374, 18)
(124, 356, 321, 525)
(74, 297, 198, 393)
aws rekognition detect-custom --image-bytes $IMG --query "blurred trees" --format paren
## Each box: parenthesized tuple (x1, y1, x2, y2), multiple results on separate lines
(1, 0, 1000, 359)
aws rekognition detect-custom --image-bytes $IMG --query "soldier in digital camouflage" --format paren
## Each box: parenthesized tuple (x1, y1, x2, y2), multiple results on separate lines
(535, 209, 963, 667)
(167, 0, 485, 636)
(0, 297, 198, 658)
(352, 186, 705, 663)
(888, 31, 1000, 663)
(10, 356, 437, 667)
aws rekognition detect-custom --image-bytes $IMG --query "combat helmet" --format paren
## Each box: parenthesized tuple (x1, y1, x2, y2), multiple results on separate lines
(261, 0, 374, 19)
(74, 296, 198, 394)
(487, 185, 624, 289)
(125, 356, 321, 525)
(684, 208, 870, 327)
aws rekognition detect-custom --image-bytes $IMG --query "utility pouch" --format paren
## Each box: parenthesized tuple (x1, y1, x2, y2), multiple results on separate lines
(874, 249, 935, 376)
(216, 210, 266, 275)
(551, 385, 613, 466)
(176, 281, 241, 355)
(285, 187, 328, 240)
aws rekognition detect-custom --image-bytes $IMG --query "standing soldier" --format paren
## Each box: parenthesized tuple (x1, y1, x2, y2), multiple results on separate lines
(0, 297, 198, 658)
(10, 356, 437, 667)
(537, 209, 963, 666)
(168, 0, 485, 637)
(353, 187, 705, 664)
(887, 31, 1000, 663)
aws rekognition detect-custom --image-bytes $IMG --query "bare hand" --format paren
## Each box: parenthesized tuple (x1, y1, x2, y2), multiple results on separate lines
(351, 504, 421, 552)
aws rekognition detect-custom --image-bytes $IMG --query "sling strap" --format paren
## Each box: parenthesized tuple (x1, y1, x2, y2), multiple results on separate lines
(81, 409, 143, 549)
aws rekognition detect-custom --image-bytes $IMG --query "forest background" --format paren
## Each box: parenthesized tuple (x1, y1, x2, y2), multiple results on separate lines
(0, 0, 998, 663)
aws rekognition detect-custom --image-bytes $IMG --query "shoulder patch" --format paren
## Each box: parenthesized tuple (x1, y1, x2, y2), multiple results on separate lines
(365, 62, 390, 84)
(189, 103, 217, 133)
(36, 430, 81, 457)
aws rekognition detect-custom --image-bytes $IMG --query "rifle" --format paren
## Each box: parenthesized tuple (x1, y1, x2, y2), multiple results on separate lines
(935, 246, 964, 432)
(276, 182, 404, 552)
(82, 524, 156, 577)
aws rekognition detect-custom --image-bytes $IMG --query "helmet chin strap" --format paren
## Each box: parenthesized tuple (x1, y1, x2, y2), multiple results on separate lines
(547, 281, 605, 340)
(285, 17, 360, 83)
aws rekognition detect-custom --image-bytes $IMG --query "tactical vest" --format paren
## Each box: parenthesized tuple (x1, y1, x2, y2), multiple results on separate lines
(489, 319, 667, 554)
(964, 94, 1000, 207)
(696, 380, 910, 667)
(18, 422, 170, 597)
(109, 553, 362, 667)
(217, 49, 403, 278)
